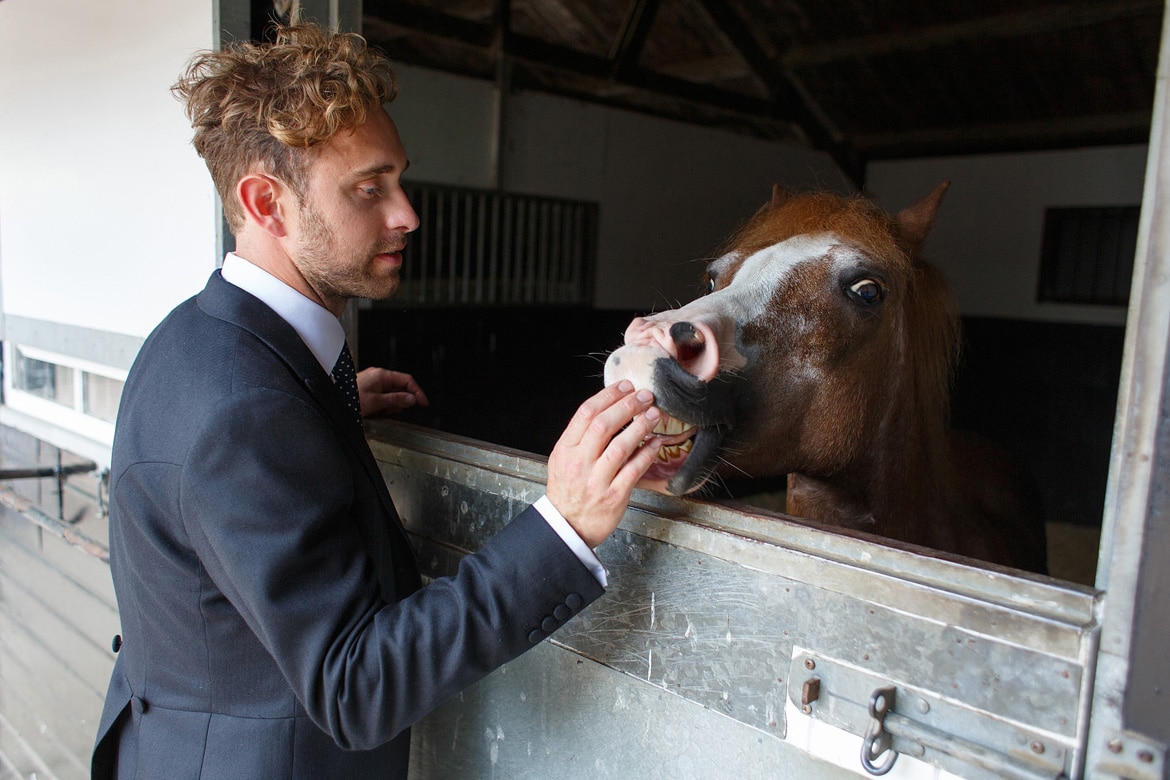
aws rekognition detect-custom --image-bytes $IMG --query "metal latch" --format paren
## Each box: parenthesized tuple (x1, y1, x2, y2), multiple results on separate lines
(789, 649, 1071, 779)
(860, 685, 898, 775)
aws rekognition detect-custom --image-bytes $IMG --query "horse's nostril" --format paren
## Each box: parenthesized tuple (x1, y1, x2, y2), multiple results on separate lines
(670, 322, 705, 363)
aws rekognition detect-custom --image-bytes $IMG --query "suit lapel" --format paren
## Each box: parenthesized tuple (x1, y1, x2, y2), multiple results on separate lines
(196, 272, 421, 595)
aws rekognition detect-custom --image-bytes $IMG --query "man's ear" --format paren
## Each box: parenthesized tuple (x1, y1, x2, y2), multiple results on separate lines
(237, 174, 290, 238)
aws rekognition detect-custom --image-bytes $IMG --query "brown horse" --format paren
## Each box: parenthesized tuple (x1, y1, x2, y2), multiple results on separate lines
(604, 183, 1047, 572)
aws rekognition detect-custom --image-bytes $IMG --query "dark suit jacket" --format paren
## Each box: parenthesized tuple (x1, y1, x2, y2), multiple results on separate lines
(92, 271, 603, 778)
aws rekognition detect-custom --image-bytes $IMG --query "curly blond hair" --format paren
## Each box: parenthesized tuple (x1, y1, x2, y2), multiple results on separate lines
(172, 23, 398, 232)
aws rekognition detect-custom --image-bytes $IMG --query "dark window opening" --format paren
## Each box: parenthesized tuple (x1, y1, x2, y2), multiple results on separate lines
(1037, 205, 1140, 307)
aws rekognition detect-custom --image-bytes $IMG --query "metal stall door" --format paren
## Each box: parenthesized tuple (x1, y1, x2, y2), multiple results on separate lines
(371, 423, 1098, 780)
(1084, 2, 1170, 778)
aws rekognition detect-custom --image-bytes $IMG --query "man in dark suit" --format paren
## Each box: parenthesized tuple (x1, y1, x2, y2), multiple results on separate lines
(91, 22, 663, 778)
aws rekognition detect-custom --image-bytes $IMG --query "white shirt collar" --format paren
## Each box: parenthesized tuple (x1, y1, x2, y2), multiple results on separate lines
(220, 252, 344, 376)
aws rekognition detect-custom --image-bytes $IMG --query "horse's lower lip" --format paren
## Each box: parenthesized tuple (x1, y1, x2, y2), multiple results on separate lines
(639, 417, 696, 482)
(644, 444, 691, 483)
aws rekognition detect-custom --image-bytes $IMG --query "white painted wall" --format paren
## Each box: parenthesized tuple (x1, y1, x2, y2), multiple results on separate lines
(388, 63, 500, 190)
(868, 146, 1148, 325)
(0, 0, 219, 340)
(502, 91, 849, 310)
(382, 67, 849, 311)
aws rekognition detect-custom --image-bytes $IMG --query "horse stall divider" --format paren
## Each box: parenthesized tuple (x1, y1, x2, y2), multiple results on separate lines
(1083, 3, 1170, 777)
(369, 421, 1099, 779)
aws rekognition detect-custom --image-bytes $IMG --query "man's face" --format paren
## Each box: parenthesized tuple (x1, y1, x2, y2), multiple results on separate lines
(290, 109, 418, 313)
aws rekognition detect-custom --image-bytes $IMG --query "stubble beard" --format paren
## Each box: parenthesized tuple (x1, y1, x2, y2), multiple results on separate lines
(295, 200, 402, 307)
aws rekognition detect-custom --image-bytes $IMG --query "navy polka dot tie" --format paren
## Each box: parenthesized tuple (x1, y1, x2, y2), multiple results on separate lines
(331, 342, 363, 429)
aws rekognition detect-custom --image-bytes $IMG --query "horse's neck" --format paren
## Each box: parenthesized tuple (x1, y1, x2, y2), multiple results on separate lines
(788, 403, 956, 550)
(785, 473, 876, 530)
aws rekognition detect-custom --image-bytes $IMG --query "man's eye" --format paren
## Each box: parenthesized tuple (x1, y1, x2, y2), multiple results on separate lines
(361, 186, 384, 197)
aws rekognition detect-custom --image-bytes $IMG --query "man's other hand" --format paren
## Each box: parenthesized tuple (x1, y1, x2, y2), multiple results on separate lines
(357, 367, 430, 418)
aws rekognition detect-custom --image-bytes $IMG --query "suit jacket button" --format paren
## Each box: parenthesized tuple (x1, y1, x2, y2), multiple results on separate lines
(541, 616, 558, 633)
(554, 605, 570, 621)
(527, 629, 544, 645)
(565, 593, 583, 610)
(131, 697, 146, 715)
(111, 634, 122, 653)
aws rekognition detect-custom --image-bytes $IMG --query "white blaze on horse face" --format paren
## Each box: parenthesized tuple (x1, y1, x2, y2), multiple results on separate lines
(605, 232, 848, 391)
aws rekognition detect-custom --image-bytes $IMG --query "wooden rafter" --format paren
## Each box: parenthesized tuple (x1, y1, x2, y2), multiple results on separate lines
(784, 0, 1163, 67)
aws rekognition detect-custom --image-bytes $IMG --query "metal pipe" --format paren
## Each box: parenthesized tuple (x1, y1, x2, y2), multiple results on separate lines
(0, 461, 96, 480)
(0, 484, 109, 562)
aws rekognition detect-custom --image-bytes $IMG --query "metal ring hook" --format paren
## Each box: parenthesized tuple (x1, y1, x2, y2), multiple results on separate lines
(860, 685, 899, 776)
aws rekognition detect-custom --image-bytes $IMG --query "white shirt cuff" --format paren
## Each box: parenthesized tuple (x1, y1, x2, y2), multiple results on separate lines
(533, 495, 608, 587)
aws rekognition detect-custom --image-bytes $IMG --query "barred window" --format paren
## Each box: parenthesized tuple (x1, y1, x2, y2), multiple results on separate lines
(391, 182, 598, 307)
(1037, 205, 1139, 307)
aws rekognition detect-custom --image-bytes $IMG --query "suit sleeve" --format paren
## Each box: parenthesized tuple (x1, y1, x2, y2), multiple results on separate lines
(179, 386, 603, 750)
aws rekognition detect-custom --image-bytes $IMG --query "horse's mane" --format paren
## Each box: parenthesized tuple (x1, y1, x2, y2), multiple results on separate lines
(722, 191, 912, 275)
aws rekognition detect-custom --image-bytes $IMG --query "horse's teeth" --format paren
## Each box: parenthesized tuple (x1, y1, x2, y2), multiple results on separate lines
(656, 438, 694, 463)
(653, 415, 692, 436)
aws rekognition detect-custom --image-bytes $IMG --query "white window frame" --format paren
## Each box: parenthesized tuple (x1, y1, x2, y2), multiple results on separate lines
(3, 342, 128, 446)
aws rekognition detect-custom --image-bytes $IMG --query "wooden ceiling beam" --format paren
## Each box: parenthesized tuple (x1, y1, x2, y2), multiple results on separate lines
(364, 0, 784, 117)
(855, 110, 1153, 159)
(362, 0, 495, 48)
(694, 0, 862, 184)
(493, 0, 510, 48)
(609, 0, 661, 78)
(506, 30, 778, 115)
(785, 0, 1163, 67)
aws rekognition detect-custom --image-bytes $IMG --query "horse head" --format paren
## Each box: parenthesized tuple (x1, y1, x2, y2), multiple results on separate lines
(604, 182, 960, 514)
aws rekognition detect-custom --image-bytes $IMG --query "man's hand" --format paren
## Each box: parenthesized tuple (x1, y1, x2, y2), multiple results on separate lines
(356, 367, 430, 418)
(546, 381, 662, 548)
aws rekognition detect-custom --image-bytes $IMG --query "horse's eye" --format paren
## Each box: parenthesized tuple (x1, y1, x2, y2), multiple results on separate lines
(848, 278, 883, 304)
(705, 276, 716, 294)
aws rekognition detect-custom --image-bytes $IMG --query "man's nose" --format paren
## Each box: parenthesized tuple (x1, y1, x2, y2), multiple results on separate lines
(391, 191, 420, 233)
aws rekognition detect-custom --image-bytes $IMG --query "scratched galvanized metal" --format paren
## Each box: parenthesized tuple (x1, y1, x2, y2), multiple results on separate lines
(369, 421, 1101, 779)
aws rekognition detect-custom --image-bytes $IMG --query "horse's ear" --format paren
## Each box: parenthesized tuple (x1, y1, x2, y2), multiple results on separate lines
(895, 181, 950, 253)
(770, 184, 790, 208)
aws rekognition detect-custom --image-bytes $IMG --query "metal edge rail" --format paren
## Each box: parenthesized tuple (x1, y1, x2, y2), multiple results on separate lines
(367, 419, 1101, 630)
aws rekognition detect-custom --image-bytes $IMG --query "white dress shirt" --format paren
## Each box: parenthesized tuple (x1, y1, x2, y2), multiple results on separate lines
(220, 253, 608, 586)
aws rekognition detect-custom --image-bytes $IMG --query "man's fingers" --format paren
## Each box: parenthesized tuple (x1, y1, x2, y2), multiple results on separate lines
(557, 381, 636, 448)
(612, 432, 663, 495)
(597, 406, 661, 478)
(579, 388, 655, 455)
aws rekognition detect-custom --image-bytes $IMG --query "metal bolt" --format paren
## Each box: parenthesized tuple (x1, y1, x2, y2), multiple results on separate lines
(1138, 750, 1154, 763)
(804, 658, 816, 670)
(1030, 741, 1045, 755)
(1107, 738, 1123, 754)
(915, 698, 930, 714)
